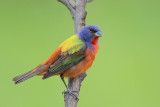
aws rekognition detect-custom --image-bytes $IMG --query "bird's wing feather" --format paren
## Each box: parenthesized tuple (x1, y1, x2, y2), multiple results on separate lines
(42, 35, 86, 79)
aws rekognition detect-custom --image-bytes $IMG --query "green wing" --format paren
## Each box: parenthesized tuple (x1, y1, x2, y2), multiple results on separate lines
(42, 35, 87, 79)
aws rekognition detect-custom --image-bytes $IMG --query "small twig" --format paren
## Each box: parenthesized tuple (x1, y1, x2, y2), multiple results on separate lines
(80, 73, 87, 82)
(58, 0, 75, 18)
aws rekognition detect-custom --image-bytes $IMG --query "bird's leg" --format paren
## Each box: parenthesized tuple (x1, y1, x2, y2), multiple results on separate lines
(60, 75, 68, 89)
(60, 75, 79, 100)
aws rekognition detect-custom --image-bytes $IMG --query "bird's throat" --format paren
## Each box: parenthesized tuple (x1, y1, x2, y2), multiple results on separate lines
(91, 37, 99, 45)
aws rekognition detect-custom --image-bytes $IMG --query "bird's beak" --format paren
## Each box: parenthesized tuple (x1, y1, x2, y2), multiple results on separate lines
(94, 31, 102, 37)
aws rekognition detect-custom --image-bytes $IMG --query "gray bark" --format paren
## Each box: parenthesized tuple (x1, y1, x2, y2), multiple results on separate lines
(58, 0, 90, 107)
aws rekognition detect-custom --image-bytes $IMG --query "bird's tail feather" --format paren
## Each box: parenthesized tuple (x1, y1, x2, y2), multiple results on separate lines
(13, 64, 45, 84)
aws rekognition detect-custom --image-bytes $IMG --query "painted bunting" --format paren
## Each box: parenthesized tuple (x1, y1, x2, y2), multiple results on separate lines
(13, 25, 102, 88)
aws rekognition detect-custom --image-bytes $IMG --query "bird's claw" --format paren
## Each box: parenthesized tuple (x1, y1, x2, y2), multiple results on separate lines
(62, 90, 79, 100)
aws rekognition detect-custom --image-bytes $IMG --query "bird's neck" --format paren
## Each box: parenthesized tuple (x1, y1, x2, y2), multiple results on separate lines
(91, 37, 99, 45)
(83, 37, 99, 54)
(78, 33, 99, 50)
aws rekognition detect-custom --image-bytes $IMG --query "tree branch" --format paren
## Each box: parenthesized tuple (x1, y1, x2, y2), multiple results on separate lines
(68, 0, 76, 9)
(58, 0, 76, 18)
(58, 0, 89, 107)
(74, 0, 87, 33)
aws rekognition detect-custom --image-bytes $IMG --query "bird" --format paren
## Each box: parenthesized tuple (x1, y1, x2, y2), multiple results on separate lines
(13, 25, 102, 98)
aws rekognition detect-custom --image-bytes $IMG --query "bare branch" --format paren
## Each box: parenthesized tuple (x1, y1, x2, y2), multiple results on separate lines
(58, 0, 88, 107)
(64, 0, 88, 107)
(58, 0, 76, 18)
(68, 0, 76, 9)
(74, 0, 87, 33)
(80, 73, 87, 82)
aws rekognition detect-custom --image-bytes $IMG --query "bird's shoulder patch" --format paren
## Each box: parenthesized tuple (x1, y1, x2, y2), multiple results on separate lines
(60, 35, 85, 54)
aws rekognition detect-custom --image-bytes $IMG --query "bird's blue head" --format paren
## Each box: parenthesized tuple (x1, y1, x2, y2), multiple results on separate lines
(78, 25, 102, 44)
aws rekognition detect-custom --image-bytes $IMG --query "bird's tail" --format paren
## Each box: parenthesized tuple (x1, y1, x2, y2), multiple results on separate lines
(13, 64, 45, 84)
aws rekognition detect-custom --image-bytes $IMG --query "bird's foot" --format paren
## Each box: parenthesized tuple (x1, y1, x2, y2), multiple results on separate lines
(62, 90, 79, 100)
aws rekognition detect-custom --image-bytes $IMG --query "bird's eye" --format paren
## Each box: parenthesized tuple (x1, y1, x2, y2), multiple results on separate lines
(89, 29, 93, 32)
(89, 28, 97, 33)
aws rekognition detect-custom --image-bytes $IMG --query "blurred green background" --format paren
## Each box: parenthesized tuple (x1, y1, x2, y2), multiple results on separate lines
(0, 0, 160, 107)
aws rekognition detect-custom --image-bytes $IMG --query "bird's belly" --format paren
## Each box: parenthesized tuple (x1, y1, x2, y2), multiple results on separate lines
(62, 48, 95, 78)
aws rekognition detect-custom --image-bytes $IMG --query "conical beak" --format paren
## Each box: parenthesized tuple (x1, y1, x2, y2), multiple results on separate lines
(95, 31, 102, 37)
